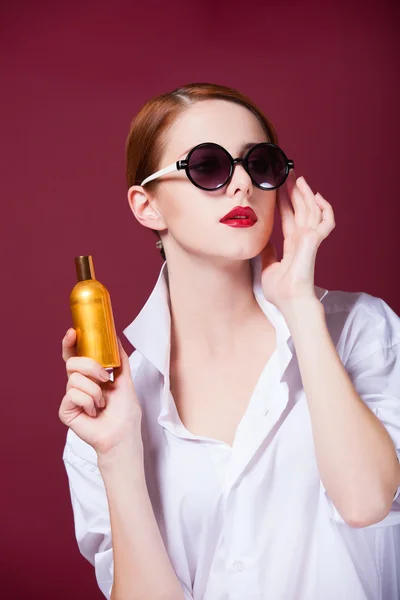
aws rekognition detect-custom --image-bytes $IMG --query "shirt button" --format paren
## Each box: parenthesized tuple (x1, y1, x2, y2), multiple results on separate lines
(233, 560, 245, 572)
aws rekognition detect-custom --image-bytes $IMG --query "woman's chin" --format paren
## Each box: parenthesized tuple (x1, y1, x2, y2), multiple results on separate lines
(209, 245, 264, 263)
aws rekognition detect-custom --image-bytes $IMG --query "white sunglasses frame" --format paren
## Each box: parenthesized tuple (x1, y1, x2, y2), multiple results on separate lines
(141, 163, 179, 186)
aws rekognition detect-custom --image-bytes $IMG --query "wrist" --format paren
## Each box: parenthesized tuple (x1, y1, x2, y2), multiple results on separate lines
(97, 439, 145, 475)
(280, 296, 325, 333)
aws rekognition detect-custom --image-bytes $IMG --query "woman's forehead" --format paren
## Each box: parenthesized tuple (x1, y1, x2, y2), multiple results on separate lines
(165, 99, 267, 160)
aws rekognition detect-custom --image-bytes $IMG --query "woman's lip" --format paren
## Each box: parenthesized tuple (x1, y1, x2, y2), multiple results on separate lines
(220, 219, 256, 228)
(220, 206, 257, 222)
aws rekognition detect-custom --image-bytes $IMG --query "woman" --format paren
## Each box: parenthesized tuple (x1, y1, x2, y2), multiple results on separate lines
(59, 83, 400, 600)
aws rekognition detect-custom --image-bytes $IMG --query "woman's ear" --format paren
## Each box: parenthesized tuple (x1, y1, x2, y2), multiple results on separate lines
(127, 185, 166, 232)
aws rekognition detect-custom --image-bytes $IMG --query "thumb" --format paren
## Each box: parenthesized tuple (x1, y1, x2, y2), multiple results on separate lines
(111, 337, 132, 387)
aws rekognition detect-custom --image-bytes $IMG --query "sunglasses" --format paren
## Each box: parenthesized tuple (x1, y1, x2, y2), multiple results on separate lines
(140, 142, 294, 191)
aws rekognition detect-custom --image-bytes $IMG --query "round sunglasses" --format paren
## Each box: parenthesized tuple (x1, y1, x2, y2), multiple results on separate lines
(141, 142, 294, 191)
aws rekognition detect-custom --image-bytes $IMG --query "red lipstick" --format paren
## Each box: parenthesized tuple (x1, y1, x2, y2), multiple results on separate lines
(220, 206, 257, 228)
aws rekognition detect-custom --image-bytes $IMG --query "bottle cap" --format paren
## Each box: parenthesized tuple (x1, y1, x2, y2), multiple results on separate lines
(75, 256, 95, 282)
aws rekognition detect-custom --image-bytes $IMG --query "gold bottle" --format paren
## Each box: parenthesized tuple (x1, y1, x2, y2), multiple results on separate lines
(70, 256, 121, 380)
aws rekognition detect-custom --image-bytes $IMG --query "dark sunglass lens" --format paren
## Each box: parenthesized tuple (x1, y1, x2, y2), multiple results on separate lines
(188, 145, 231, 189)
(248, 145, 286, 189)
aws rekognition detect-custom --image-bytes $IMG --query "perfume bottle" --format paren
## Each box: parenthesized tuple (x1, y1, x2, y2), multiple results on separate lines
(70, 256, 121, 381)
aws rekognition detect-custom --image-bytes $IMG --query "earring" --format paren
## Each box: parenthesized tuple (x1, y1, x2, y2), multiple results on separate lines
(156, 239, 166, 260)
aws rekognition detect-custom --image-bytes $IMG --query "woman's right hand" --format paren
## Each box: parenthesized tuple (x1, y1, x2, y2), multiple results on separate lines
(58, 328, 143, 460)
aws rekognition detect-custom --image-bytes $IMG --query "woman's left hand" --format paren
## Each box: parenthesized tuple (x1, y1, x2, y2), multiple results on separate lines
(260, 171, 335, 312)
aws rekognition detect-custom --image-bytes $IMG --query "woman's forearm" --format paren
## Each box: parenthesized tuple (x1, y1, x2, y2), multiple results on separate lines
(282, 297, 400, 526)
(98, 444, 185, 600)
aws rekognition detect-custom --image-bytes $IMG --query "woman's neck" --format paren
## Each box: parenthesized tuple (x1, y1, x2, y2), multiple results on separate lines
(166, 251, 270, 364)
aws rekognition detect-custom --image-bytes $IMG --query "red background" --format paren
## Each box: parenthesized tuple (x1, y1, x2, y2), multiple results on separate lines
(2, 1, 399, 598)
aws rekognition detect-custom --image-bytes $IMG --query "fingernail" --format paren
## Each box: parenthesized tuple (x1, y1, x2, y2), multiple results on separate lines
(65, 328, 72, 337)
(100, 369, 110, 381)
(100, 396, 106, 408)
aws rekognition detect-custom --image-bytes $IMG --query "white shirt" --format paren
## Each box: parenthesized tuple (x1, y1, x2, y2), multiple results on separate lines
(62, 252, 400, 600)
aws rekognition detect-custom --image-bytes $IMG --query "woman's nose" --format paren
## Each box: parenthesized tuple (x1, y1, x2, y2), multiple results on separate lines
(225, 161, 253, 197)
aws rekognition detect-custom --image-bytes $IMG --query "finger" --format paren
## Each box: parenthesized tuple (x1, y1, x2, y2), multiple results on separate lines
(297, 176, 322, 228)
(66, 356, 111, 384)
(277, 184, 295, 239)
(63, 387, 98, 418)
(315, 193, 335, 236)
(112, 337, 131, 387)
(62, 328, 78, 362)
(286, 171, 307, 227)
(296, 176, 315, 210)
(66, 372, 105, 409)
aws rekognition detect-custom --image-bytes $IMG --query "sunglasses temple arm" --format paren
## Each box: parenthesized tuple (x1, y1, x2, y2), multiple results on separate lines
(141, 163, 178, 186)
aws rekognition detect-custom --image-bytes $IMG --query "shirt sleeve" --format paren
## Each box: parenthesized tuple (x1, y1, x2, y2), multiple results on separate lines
(62, 437, 194, 600)
(321, 294, 400, 527)
(63, 436, 114, 599)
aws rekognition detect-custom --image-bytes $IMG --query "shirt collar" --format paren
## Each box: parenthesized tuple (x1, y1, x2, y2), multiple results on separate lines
(123, 252, 328, 378)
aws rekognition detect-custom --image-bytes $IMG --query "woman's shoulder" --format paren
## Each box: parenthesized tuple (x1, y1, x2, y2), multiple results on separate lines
(320, 287, 400, 363)
(321, 287, 399, 326)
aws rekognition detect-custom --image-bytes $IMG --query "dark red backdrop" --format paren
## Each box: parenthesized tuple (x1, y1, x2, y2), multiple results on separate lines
(2, 1, 399, 598)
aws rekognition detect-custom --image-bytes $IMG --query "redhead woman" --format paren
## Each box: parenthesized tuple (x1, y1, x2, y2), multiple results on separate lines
(59, 83, 400, 600)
